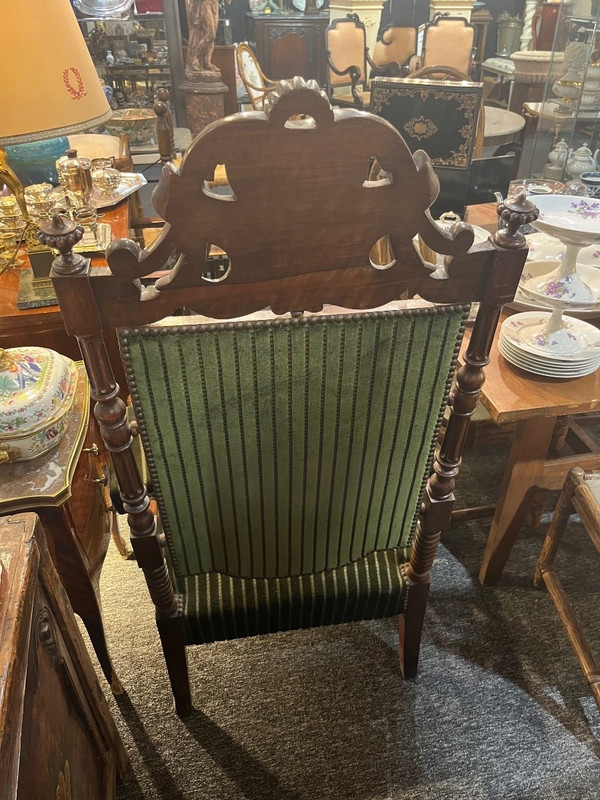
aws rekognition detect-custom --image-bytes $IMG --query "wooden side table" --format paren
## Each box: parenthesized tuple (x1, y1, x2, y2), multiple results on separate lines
(0, 513, 128, 799)
(462, 203, 600, 584)
(0, 364, 120, 691)
(0, 201, 130, 396)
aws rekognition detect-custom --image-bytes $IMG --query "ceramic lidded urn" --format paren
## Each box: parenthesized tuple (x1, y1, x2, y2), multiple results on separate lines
(0, 347, 78, 463)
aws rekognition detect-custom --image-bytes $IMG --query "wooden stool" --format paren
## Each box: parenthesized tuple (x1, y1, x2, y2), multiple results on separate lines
(535, 467, 600, 710)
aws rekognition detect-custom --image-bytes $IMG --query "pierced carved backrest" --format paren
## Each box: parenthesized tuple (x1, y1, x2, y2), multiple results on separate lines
(372, 25, 417, 69)
(421, 16, 475, 77)
(326, 17, 368, 88)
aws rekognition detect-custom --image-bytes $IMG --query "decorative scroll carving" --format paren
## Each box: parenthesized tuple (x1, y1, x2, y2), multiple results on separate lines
(104, 77, 488, 318)
(268, 26, 309, 42)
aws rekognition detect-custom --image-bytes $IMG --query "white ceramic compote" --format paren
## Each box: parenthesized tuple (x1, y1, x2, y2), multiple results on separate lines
(518, 194, 600, 355)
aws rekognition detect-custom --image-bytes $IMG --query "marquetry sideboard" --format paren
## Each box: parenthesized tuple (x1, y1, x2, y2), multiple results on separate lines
(0, 364, 119, 691)
(245, 12, 329, 86)
(0, 513, 128, 800)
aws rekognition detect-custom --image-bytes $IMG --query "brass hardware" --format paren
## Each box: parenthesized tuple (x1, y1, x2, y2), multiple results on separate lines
(83, 443, 99, 456)
(90, 473, 108, 485)
(0, 442, 21, 463)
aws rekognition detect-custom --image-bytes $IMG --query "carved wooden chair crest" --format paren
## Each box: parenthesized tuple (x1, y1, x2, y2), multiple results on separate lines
(48, 78, 535, 716)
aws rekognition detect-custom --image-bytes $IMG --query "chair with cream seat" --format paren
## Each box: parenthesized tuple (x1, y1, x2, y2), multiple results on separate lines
(236, 42, 278, 111)
(50, 78, 531, 716)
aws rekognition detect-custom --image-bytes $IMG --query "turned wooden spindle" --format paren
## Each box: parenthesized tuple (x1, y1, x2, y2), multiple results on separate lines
(153, 87, 176, 165)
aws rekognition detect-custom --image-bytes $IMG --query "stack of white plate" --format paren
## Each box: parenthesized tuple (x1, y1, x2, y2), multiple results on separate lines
(499, 312, 600, 378)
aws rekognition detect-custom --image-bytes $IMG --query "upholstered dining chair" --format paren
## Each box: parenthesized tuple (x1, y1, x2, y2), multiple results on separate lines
(49, 78, 532, 717)
(371, 24, 419, 78)
(236, 43, 277, 110)
(420, 15, 476, 78)
(325, 14, 373, 108)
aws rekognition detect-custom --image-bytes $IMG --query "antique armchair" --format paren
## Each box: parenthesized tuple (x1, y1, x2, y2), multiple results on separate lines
(325, 14, 373, 109)
(371, 24, 419, 78)
(236, 43, 278, 110)
(421, 15, 476, 78)
(48, 79, 532, 716)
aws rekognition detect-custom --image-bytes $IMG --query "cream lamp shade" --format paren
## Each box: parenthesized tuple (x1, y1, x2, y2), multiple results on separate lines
(0, 0, 112, 145)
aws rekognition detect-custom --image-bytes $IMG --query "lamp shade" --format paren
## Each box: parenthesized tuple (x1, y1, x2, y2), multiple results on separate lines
(0, 0, 112, 145)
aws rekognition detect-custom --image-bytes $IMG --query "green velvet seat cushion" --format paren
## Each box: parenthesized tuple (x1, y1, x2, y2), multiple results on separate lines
(172, 546, 409, 644)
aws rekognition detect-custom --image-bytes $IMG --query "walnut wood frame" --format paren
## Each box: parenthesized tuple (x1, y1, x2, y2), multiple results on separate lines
(49, 80, 535, 716)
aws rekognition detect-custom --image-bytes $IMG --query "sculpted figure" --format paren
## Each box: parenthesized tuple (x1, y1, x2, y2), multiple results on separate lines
(185, 0, 220, 78)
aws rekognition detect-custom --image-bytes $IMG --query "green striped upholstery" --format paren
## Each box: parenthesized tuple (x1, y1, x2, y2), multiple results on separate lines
(173, 548, 410, 644)
(120, 306, 467, 642)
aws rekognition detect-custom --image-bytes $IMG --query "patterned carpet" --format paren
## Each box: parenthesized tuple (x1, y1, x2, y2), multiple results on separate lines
(89, 439, 600, 800)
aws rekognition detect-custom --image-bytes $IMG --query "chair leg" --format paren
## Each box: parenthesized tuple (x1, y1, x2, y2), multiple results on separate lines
(541, 567, 600, 712)
(156, 615, 193, 717)
(397, 580, 430, 679)
(534, 467, 581, 588)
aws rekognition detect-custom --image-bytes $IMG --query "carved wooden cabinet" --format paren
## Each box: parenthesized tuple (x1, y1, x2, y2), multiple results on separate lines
(245, 12, 329, 86)
(0, 365, 119, 692)
(0, 513, 128, 800)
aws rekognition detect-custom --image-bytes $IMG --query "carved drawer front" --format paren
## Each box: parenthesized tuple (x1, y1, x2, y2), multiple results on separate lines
(0, 514, 128, 800)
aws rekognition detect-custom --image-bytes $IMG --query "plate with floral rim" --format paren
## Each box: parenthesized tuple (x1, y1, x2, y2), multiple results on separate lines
(501, 311, 600, 360)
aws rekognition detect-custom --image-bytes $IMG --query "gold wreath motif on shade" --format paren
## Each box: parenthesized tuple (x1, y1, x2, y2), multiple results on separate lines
(403, 116, 438, 140)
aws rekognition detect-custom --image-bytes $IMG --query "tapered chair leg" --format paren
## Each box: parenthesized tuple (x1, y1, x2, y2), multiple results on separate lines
(157, 616, 193, 717)
(398, 580, 430, 678)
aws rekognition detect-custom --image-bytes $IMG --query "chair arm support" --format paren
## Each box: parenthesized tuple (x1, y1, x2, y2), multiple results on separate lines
(327, 56, 362, 81)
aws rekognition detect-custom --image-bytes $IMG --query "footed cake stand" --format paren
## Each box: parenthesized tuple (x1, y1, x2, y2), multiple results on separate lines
(517, 195, 600, 354)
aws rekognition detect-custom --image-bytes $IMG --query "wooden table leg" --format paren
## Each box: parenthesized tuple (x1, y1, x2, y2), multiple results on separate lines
(479, 415, 557, 585)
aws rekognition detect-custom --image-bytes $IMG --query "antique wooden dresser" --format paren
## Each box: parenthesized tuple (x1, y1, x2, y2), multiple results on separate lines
(0, 513, 128, 800)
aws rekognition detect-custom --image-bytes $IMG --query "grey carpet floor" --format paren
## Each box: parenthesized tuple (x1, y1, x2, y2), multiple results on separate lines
(91, 440, 600, 799)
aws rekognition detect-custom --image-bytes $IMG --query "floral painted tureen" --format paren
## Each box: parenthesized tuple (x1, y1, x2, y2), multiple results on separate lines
(0, 347, 77, 463)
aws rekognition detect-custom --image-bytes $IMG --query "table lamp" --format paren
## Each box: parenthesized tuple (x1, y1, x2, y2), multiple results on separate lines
(0, 0, 113, 452)
(0, 0, 112, 220)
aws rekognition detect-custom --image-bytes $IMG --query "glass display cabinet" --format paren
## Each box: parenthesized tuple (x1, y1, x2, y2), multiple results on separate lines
(522, 1, 600, 185)
(76, 0, 185, 125)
